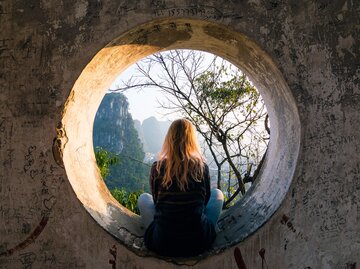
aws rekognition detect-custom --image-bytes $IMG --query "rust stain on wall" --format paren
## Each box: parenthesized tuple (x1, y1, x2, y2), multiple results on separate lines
(234, 247, 247, 269)
(259, 248, 269, 269)
(109, 245, 117, 269)
(0, 215, 49, 257)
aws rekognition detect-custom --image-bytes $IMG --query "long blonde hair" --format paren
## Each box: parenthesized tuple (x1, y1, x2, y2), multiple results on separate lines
(157, 118, 205, 191)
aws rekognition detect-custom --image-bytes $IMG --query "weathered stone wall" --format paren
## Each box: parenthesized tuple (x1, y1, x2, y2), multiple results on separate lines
(0, 1, 359, 268)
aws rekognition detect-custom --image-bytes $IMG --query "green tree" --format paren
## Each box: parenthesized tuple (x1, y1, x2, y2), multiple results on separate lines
(95, 147, 143, 214)
(111, 188, 142, 214)
(94, 147, 119, 179)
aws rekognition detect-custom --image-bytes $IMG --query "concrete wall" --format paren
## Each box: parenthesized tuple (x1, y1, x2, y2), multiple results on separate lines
(0, 1, 359, 268)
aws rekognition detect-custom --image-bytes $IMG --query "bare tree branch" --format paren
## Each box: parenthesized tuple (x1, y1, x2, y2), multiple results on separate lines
(119, 49, 269, 206)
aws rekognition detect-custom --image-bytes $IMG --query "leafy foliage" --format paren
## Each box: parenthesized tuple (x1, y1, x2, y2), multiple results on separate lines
(111, 188, 143, 214)
(95, 147, 144, 214)
(95, 147, 119, 179)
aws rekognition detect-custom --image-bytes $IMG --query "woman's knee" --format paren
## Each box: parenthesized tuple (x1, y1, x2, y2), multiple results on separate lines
(211, 188, 224, 201)
(137, 193, 153, 207)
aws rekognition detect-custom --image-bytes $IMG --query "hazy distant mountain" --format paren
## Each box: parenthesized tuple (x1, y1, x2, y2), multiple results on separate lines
(140, 116, 171, 154)
(133, 119, 145, 147)
(94, 92, 171, 156)
(159, 120, 171, 138)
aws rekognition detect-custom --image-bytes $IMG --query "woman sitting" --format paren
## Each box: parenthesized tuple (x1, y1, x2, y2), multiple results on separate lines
(138, 118, 224, 257)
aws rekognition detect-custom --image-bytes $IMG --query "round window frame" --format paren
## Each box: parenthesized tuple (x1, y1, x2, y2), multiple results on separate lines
(60, 18, 301, 260)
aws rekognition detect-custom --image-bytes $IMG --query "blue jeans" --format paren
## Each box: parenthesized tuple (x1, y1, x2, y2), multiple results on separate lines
(138, 189, 224, 228)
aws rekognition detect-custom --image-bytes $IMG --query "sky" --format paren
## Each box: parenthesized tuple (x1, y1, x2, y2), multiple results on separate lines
(109, 58, 179, 123)
(109, 50, 222, 123)
(108, 50, 259, 126)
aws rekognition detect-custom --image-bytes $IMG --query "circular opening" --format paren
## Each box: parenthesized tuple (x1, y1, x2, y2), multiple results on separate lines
(93, 49, 270, 213)
(61, 19, 301, 259)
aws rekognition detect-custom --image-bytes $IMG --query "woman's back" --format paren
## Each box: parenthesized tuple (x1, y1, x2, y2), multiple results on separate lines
(144, 161, 216, 257)
(138, 119, 223, 257)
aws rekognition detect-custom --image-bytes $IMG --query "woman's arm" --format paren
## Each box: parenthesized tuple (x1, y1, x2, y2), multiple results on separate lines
(149, 162, 158, 204)
(204, 164, 211, 205)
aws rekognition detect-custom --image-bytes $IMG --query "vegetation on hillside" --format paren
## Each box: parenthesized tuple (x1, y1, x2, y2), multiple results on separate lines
(95, 146, 143, 213)
(93, 93, 150, 193)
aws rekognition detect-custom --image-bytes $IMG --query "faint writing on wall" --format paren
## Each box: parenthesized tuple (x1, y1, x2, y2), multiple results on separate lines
(153, 6, 224, 21)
